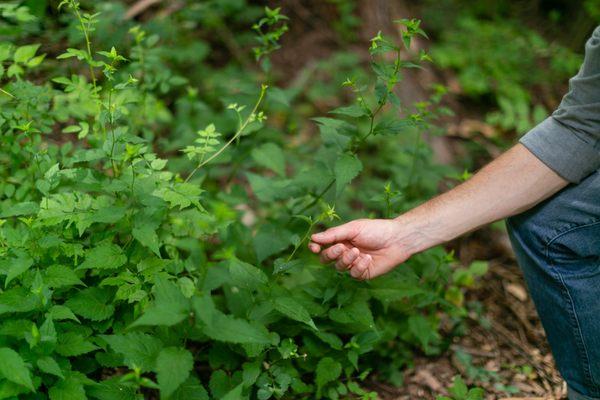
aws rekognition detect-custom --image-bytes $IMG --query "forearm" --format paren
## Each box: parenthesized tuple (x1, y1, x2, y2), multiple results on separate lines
(396, 143, 568, 254)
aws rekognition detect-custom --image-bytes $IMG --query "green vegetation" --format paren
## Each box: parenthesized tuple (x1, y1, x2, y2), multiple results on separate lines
(0, 0, 593, 399)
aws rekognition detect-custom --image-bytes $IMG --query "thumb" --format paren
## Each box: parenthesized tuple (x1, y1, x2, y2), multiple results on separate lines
(311, 222, 357, 245)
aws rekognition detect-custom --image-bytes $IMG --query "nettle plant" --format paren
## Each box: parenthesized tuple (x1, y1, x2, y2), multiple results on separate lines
(0, 4, 483, 400)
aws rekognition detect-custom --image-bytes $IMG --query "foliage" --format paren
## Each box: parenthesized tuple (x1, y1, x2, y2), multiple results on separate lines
(424, 2, 583, 135)
(436, 376, 485, 400)
(0, 2, 487, 399)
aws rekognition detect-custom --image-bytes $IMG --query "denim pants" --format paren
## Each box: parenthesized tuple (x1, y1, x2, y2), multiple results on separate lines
(507, 170, 600, 400)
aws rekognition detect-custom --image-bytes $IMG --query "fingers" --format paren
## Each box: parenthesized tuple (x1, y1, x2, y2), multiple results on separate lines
(334, 247, 360, 271)
(349, 254, 372, 280)
(319, 243, 350, 264)
(308, 242, 320, 253)
(311, 222, 358, 245)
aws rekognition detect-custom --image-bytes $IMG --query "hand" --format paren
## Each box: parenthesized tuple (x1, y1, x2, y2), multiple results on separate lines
(308, 218, 416, 280)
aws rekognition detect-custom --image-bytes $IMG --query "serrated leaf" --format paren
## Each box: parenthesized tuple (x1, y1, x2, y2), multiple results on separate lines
(14, 44, 40, 64)
(193, 295, 271, 345)
(0, 201, 38, 217)
(315, 357, 341, 397)
(86, 378, 137, 400)
(273, 297, 317, 330)
(221, 383, 243, 400)
(130, 277, 189, 328)
(49, 375, 85, 400)
(156, 347, 194, 399)
(334, 153, 362, 194)
(329, 104, 368, 118)
(170, 376, 209, 400)
(0, 347, 34, 391)
(44, 264, 84, 289)
(229, 258, 267, 290)
(3, 254, 33, 287)
(65, 287, 114, 321)
(132, 222, 161, 257)
(373, 118, 413, 136)
(37, 356, 64, 379)
(102, 332, 163, 372)
(273, 258, 303, 274)
(153, 183, 203, 210)
(49, 305, 80, 322)
(251, 142, 286, 176)
(56, 332, 98, 356)
(77, 243, 127, 270)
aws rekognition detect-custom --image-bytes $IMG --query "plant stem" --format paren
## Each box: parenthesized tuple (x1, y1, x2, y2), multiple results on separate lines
(73, 5, 97, 91)
(184, 85, 268, 183)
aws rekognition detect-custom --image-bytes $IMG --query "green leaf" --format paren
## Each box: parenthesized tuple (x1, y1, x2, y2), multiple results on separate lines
(246, 173, 295, 202)
(102, 332, 163, 372)
(251, 142, 286, 176)
(329, 104, 368, 118)
(334, 153, 362, 195)
(0, 347, 34, 391)
(13, 44, 40, 64)
(273, 258, 303, 274)
(77, 243, 127, 270)
(315, 357, 341, 398)
(56, 332, 98, 357)
(254, 224, 293, 263)
(221, 383, 243, 400)
(49, 305, 80, 322)
(0, 287, 40, 315)
(37, 356, 64, 379)
(408, 314, 439, 353)
(86, 378, 137, 400)
(155, 347, 194, 399)
(3, 254, 33, 287)
(153, 183, 203, 210)
(193, 295, 271, 345)
(132, 221, 161, 257)
(229, 258, 268, 290)
(170, 376, 209, 400)
(44, 264, 84, 289)
(273, 297, 317, 330)
(130, 277, 189, 327)
(49, 375, 86, 400)
(373, 118, 413, 136)
(65, 287, 115, 321)
(448, 376, 468, 398)
(0, 201, 38, 217)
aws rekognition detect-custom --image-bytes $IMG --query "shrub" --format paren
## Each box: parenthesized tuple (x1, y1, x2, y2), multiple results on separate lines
(0, 3, 475, 399)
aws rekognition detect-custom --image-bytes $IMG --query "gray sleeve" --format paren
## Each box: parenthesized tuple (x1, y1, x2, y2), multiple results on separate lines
(520, 26, 600, 183)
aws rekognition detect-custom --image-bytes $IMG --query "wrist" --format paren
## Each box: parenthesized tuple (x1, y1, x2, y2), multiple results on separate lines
(391, 210, 449, 256)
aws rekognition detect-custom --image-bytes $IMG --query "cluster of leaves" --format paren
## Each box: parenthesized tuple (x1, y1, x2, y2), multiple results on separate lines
(423, 1, 583, 134)
(0, 1, 486, 399)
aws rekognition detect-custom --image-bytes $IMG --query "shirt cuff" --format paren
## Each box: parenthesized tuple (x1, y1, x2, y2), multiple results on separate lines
(519, 117, 600, 183)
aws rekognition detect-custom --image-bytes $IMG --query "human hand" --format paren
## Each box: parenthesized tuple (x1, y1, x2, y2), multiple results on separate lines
(308, 218, 416, 280)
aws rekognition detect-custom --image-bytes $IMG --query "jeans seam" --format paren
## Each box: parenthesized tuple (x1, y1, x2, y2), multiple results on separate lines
(544, 225, 600, 395)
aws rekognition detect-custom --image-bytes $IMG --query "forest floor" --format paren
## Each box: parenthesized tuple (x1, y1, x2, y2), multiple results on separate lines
(367, 229, 566, 400)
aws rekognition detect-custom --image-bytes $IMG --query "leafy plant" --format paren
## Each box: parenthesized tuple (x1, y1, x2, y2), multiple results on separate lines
(0, 2, 483, 399)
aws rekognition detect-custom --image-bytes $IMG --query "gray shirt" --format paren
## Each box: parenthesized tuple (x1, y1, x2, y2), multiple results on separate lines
(520, 26, 600, 183)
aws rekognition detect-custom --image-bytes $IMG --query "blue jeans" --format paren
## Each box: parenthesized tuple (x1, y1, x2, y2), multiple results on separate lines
(507, 170, 600, 400)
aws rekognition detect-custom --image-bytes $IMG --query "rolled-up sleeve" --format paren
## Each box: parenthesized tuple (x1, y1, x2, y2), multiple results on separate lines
(520, 26, 600, 183)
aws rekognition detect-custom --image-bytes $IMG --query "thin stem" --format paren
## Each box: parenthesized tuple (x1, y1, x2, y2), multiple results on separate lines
(108, 89, 118, 176)
(73, 6, 97, 91)
(286, 221, 316, 262)
(184, 85, 268, 183)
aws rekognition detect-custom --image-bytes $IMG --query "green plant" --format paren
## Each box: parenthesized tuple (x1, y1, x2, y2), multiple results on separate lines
(437, 375, 485, 400)
(0, 3, 482, 399)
